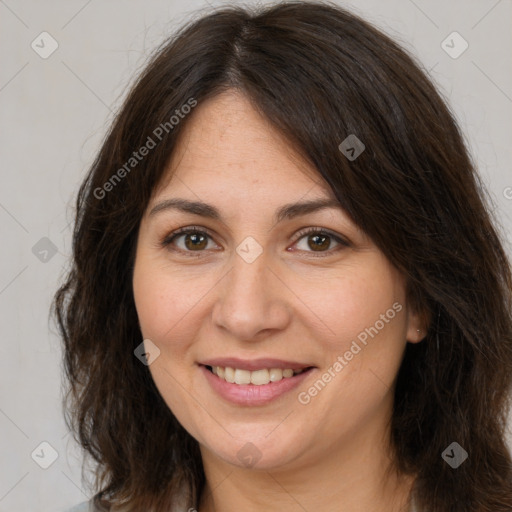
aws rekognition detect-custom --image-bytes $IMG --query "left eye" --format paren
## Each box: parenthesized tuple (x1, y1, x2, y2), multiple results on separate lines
(161, 227, 349, 257)
(292, 228, 348, 254)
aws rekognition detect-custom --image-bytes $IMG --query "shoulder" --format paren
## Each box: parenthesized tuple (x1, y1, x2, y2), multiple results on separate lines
(63, 497, 191, 512)
(63, 501, 95, 512)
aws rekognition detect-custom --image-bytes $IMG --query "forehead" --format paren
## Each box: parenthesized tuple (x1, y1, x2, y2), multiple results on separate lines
(152, 90, 334, 202)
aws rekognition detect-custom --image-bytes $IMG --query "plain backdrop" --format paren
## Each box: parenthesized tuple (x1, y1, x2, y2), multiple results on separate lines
(0, 0, 511, 510)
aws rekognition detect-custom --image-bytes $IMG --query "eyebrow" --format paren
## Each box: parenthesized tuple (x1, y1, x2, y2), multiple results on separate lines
(148, 197, 344, 224)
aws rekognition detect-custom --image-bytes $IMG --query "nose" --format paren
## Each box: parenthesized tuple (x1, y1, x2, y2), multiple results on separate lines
(211, 247, 291, 341)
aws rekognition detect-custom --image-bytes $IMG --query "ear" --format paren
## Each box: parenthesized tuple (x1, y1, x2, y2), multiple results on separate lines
(405, 306, 430, 343)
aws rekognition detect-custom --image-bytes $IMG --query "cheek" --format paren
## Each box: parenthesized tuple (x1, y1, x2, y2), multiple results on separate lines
(294, 267, 407, 437)
(133, 255, 202, 343)
(132, 255, 201, 423)
(293, 259, 407, 358)
(132, 251, 221, 393)
(132, 266, 172, 340)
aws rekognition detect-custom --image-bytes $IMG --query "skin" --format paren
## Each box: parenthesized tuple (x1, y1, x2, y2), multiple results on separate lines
(132, 90, 425, 512)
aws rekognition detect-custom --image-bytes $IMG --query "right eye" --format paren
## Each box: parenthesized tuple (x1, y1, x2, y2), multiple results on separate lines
(161, 226, 220, 256)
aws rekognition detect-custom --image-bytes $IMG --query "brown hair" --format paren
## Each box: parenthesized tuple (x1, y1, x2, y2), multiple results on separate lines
(53, 1, 512, 510)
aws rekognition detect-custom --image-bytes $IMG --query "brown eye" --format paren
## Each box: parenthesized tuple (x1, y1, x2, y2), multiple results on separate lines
(162, 227, 217, 254)
(306, 233, 331, 251)
(161, 226, 349, 258)
(181, 231, 208, 250)
(292, 228, 349, 256)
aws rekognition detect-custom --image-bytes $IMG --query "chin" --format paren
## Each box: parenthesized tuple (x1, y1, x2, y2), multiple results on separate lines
(199, 429, 305, 471)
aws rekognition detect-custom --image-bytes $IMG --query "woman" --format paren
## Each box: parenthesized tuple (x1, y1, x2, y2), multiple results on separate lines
(55, 1, 512, 511)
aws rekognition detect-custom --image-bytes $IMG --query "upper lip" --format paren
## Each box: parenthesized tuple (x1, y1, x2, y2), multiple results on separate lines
(200, 358, 315, 371)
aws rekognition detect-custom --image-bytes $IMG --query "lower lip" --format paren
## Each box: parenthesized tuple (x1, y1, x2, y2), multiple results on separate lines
(200, 365, 314, 406)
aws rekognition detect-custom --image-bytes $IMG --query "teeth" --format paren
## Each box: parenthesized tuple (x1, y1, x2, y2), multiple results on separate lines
(251, 369, 269, 385)
(269, 368, 283, 382)
(224, 367, 235, 383)
(210, 366, 305, 385)
(234, 369, 251, 385)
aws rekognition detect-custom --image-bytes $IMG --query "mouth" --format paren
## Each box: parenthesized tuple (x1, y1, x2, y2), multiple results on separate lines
(203, 365, 313, 385)
(199, 360, 316, 406)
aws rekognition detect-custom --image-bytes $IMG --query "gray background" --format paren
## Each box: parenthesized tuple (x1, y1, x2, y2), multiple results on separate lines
(0, 0, 511, 510)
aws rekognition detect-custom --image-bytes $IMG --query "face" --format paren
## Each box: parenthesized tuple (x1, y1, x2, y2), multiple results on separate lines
(132, 90, 423, 473)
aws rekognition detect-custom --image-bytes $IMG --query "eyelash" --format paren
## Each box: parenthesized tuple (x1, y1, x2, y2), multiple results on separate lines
(160, 225, 350, 258)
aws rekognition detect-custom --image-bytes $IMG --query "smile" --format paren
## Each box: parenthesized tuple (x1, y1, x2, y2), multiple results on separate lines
(199, 361, 315, 406)
(207, 365, 306, 385)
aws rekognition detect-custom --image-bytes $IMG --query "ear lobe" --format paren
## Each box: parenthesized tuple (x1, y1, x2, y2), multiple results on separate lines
(406, 326, 423, 344)
(406, 307, 430, 343)
(404, 281, 432, 342)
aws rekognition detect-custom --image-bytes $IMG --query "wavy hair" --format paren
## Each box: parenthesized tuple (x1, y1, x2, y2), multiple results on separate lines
(53, 1, 512, 510)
